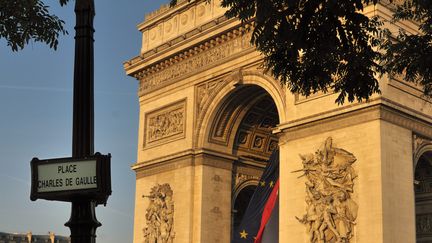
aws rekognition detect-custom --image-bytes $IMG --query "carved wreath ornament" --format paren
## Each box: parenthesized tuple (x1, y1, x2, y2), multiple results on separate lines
(143, 183, 175, 243)
(295, 137, 358, 243)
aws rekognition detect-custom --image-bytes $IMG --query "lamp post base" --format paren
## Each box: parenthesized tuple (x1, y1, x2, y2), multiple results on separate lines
(65, 200, 101, 243)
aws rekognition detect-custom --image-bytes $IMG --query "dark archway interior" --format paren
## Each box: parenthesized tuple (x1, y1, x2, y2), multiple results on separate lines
(226, 86, 279, 238)
(233, 185, 257, 230)
(211, 85, 280, 238)
(415, 151, 432, 242)
(233, 94, 279, 159)
(210, 85, 279, 160)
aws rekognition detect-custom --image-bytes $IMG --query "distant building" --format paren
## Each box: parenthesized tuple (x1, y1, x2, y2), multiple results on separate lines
(0, 232, 70, 243)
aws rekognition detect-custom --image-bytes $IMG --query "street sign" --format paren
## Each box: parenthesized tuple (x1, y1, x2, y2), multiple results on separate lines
(30, 153, 111, 204)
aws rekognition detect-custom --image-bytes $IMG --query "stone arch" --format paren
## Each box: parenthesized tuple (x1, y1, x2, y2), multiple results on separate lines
(196, 70, 285, 150)
(194, 71, 282, 240)
(232, 178, 260, 201)
(232, 179, 259, 231)
(413, 140, 432, 242)
(414, 144, 432, 170)
(240, 70, 286, 121)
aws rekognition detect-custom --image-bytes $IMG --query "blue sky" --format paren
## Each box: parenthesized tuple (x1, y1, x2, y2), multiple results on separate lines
(0, 0, 169, 242)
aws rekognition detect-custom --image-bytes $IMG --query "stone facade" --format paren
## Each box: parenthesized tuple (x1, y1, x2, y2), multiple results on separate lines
(124, 1, 432, 242)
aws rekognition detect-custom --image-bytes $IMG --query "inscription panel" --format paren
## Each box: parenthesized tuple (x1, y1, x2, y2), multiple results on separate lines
(144, 99, 187, 148)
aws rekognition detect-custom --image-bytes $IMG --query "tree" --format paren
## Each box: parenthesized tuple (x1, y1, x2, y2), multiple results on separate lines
(380, 0, 432, 98)
(0, 0, 70, 51)
(170, 0, 432, 104)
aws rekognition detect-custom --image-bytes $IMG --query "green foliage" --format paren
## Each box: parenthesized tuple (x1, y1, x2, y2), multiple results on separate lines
(0, 0, 70, 51)
(223, 0, 387, 104)
(170, 0, 432, 103)
(380, 0, 432, 97)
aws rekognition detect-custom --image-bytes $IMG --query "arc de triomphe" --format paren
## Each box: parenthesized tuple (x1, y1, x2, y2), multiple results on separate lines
(124, 1, 432, 242)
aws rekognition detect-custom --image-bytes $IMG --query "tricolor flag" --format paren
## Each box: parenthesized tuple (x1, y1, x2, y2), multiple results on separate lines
(232, 150, 279, 243)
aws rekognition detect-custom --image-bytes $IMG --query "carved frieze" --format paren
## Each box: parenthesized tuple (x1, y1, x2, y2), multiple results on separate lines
(143, 183, 175, 243)
(295, 137, 358, 243)
(145, 100, 186, 148)
(136, 29, 253, 96)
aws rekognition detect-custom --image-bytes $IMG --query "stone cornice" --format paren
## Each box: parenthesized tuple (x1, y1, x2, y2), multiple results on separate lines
(132, 148, 238, 171)
(366, 2, 420, 35)
(133, 148, 239, 177)
(140, 0, 213, 31)
(142, 0, 190, 25)
(279, 99, 432, 143)
(133, 148, 270, 177)
(126, 24, 255, 97)
(132, 25, 252, 79)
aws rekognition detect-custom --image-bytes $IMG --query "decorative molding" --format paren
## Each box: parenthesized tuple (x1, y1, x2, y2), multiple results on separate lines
(295, 137, 358, 243)
(135, 153, 195, 179)
(413, 133, 432, 158)
(196, 78, 226, 117)
(134, 149, 237, 178)
(380, 105, 432, 139)
(235, 173, 259, 187)
(280, 103, 432, 144)
(134, 27, 253, 96)
(294, 90, 334, 105)
(232, 173, 260, 202)
(143, 183, 175, 243)
(144, 99, 187, 148)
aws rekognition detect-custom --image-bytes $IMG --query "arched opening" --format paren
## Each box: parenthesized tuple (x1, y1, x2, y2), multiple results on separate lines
(233, 185, 257, 229)
(414, 150, 432, 242)
(209, 85, 279, 159)
(207, 84, 280, 239)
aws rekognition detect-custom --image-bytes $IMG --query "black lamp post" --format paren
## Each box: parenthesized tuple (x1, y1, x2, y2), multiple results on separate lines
(65, 0, 100, 242)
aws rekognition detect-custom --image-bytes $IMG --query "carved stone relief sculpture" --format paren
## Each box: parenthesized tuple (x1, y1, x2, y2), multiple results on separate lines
(136, 29, 253, 95)
(145, 100, 186, 148)
(295, 137, 358, 243)
(143, 183, 175, 243)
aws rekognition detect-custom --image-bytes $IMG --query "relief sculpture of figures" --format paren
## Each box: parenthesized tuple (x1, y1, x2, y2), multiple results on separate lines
(295, 137, 358, 243)
(143, 183, 175, 243)
(148, 109, 184, 142)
